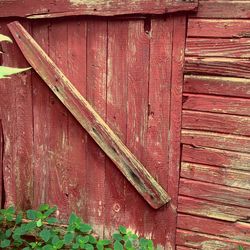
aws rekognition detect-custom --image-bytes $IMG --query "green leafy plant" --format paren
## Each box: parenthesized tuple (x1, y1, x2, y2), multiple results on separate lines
(0, 34, 30, 79)
(0, 205, 156, 249)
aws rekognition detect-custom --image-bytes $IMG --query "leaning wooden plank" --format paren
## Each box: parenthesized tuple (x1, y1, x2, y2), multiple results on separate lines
(183, 93, 250, 116)
(181, 162, 250, 189)
(176, 229, 250, 249)
(178, 196, 250, 223)
(0, 0, 198, 18)
(8, 21, 170, 209)
(182, 110, 250, 136)
(179, 178, 250, 208)
(182, 145, 250, 171)
(177, 214, 250, 242)
(188, 19, 250, 38)
(186, 38, 250, 58)
(181, 129, 250, 153)
(183, 75, 250, 98)
(185, 57, 250, 79)
(194, 1, 250, 19)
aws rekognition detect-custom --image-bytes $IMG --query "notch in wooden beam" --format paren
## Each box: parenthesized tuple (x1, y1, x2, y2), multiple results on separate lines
(8, 21, 171, 209)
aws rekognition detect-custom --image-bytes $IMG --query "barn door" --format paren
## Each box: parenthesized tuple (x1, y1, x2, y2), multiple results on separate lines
(0, 1, 198, 248)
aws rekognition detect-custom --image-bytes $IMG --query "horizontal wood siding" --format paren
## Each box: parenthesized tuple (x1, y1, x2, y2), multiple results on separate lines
(178, 7, 250, 249)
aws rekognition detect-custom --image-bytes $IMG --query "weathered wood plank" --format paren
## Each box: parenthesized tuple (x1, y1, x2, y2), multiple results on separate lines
(178, 196, 250, 223)
(179, 178, 250, 208)
(181, 162, 250, 189)
(8, 21, 170, 209)
(67, 19, 88, 220)
(176, 246, 196, 250)
(182, 110, 250, 136)
(188, 19, 250, 38)
(186, 38, 250, 58)
(181, 129, 250, 153)
(0, 0, 198, 18)
(177, 214, 250, 242)
(85, 19, 107, 235)
(183, 94, 250, 116)
(166, 15, 187, 250)
(185, 57, 250, 79)
(104, 20, 127, 237)
(194, 1, 250, 19)
(183, 75, 250, 98)
(182, 145, 250, 171)
(176, 229, 250, 250)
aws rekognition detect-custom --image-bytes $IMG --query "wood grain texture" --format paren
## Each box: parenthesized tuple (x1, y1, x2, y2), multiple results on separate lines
(182, 144, 250, 171)
(182, 110, 250, 136)
(181, 162, 250, 189)
(184, 75, 250, 98)
(8, 21, 170, 209)
(85, 20, 107, 235)
(0, 21, 33, 210)
(176, 229, 250, 249)
(178, 196, 250, 222)
(166, 15, 186, 250)
(193, 1, 250, 19)
(179, 178, 250, 208)
(177, 214, 250, 242)
(0, 0, 198, 18)
(183, 93, 250, 116)
(186, 38, 250, 58)
(181, 129, 250, 153)
(185, 56, 250, 79)
(188, 19, 250, 38)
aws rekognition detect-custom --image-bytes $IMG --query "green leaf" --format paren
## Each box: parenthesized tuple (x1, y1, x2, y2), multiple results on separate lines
(0, 34, 12, 43)
(119, 226, 127, 235)
(114, 240, 123, 250)
(79, 223, 92, 233)
(27, 210, 37, 220)
(88, 235, 97, 244)
(44, 206, 57, 217)
(25, 221, 37, 232)
(113, 233, 123, 241)
(39, 229, 51, 242)
(63, 232, 74, 245)
(98, 240, 111, 246)
(52, 235, 60, 245)
(37, 219, 43, 227)
(0, 239, 11, 248)
(38, 204, 50, 212)
(84, 243, 94, 250)
(125, 240, 133, 249)
(16, 213, 22, 224)
(72, 243, 80, 249)
(239, 247, 244, 250)
(69, 213, 78, 225)
(5, 229, 12, 238)
(54, 240, 64, 249)
(96, 243, 104, 250)
(46, 217, 58, 224)
(0, 66, 31, 79)
(23, 247, 31, 250)
(42, 244, 53, 250)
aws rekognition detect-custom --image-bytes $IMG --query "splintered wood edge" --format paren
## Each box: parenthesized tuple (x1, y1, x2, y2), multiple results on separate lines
(7, 21, 171, 209)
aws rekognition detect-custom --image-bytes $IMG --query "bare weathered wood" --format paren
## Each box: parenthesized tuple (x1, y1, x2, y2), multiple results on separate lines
(176, 229, 250, 249)
(181, 129, 250, 153)
(181, 162, 250, 189)
(184, 75, 250, 98)
(182, 110, 250, 136)
(0, 0, 198, 18)
(193, 1, 250, 19)
(177, 214, 250, 242)
(185, 57, 250, 79)
(178, 196, 250, 223)
(188, 19, 250, 38)
(183, 93, 250, 116)
(179, 178, 250, 208)
(186, 38, 250, 58)
(8, 21, 170, 209)
(182, 145, 250, 171)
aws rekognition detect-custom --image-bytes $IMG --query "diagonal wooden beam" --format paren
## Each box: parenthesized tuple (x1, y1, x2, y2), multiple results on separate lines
(8, 21, 171, 209)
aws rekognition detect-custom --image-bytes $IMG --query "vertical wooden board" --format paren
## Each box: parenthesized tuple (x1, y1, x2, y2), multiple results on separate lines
(167, 15, 186, 249)
(31, 21, 50, 208)
(66, 19, 88, 218)
(104, 20, 128, 237)
(143, 17, 173, 248)
(125, 19, 149, 236)
(47, 19, 70, 220)
(85, 19, 107, 236)
(0, 21, 33, 210)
